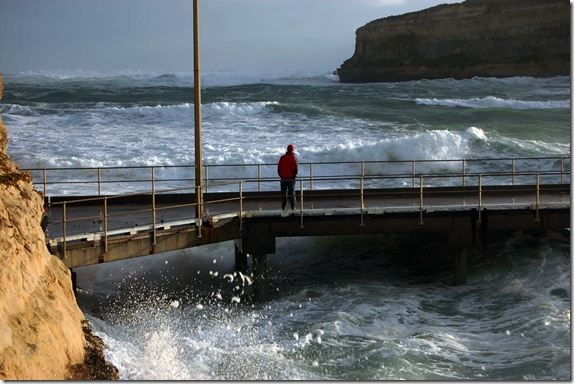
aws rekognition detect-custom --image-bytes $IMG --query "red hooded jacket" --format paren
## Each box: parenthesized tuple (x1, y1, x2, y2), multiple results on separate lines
(277, 151, 299, 180)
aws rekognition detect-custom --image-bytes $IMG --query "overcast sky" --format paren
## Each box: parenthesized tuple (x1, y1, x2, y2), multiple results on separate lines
(1, 0, 462, 73)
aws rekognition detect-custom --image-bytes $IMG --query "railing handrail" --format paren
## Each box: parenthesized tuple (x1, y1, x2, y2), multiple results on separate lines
(46, 170, 568, 202)
(23, 155, 571, 199)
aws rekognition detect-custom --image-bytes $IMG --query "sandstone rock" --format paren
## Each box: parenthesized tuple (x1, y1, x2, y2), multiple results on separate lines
(0, 73, 118, 380)
(337, 0, 570, 83)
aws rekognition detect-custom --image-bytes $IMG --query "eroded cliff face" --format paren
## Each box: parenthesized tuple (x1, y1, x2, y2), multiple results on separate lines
(0, 74, 117, 380)
(338, 0, 570, 83)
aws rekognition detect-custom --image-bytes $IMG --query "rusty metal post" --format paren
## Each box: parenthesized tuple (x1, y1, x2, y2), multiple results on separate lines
(204, 164, 209, 193)
(511, 158, 515, 186)
(97, 167, 102, 196)
(257, 164, 261, 192)
(535, 173, 540, 222)
(193, 0, 204, 222)
(418, 176, 424, 226)
(103, 197, 108, 254)
(477, 175, 483, 224)
(412, 160, 416, 188)
(360, 177, 365, 227)
(309, 163, 313, 190)
(239, 181, 243, 232)
(299, 179, 304, 229)
(151, 166, 157, 245)
(560, 157, 564, 184)
(43, 168, 47, 198)
(62, 202, 67, 259)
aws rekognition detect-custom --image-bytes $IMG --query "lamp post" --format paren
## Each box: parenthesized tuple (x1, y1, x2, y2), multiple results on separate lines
(193, 0, 203, 221)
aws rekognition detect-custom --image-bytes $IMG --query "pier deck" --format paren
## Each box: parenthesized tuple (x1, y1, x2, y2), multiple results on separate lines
(45, 184, 569, 269)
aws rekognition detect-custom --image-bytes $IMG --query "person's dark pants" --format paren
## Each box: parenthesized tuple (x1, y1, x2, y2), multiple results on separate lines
(280, 179, 296, 210)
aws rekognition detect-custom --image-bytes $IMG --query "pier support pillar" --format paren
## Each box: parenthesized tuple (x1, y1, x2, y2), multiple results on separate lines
(252, 253, 268, 303)
(452, 247, 468, 285)
(234, 229, 276, 303)
(449, 215, 475, 286)
(234, 243, 250, 275)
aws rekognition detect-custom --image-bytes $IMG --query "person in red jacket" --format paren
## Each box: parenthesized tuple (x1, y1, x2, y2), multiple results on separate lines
(277, 144, 299, 210)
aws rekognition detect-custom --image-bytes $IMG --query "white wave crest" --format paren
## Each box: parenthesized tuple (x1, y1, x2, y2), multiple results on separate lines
(202, 101, 277, 118)
(329, 127, 488, 164)
(99, 101, 276, 122)
(0, 104, 37, 116)
(415, 96, 569, 110)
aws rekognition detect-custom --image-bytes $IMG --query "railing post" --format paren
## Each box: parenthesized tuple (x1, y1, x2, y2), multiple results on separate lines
(535, 173, 540, 222)
(309, 163, 313, 191)
(43, 168, 47, 198)
(196, 185, 202, 238)
(257, 164, 261, 192)
(151, 166, 157, 245)
(97, 167, 101, 196)
(103, 197, 108, 254)
(62, 202, 67, 260)
(461, 160, 466, 187)
(360, 177, 365, 227)
(150, 166, 155, 192)
(418, 176, 424, 226)
(239, 181, 243, 232)
(564, 157, 568, 185)
(511, 158, 515, 186)
(412, 160, 416, 188)
(361, 161, 365, 179)
(479, 174, 484, 216)
(299, 179, 304, 229)
(204, 164, 209, 193)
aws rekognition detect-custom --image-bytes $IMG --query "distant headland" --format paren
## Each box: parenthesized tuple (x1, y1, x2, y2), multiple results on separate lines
(337, 0, 570, 83)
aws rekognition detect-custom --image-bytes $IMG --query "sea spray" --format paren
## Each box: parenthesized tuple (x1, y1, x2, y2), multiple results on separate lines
(76, 229, 570, 380)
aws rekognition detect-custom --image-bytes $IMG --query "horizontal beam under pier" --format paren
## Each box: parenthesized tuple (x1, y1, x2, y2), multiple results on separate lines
(50, 206, 568, 269)
(259, 208, 570, 238)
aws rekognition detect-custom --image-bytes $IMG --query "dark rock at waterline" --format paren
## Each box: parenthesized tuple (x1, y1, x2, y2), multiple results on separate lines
(66, 321, 119, 380)
(337, 0, 570, 83)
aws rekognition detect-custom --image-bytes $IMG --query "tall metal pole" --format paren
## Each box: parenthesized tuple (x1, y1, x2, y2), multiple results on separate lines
(193, 0, 203, 221)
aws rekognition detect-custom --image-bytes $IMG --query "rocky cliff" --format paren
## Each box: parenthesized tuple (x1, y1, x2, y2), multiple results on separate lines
(337, 0, 570, 83)
(0, 74, 118, 380)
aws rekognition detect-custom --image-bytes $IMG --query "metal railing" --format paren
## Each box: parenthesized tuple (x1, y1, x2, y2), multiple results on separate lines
(44, 162, 570, 260)
(25, 156, 570, 198)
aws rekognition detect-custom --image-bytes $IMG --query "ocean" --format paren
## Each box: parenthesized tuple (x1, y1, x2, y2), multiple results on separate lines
(0, 69, 570, 380)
